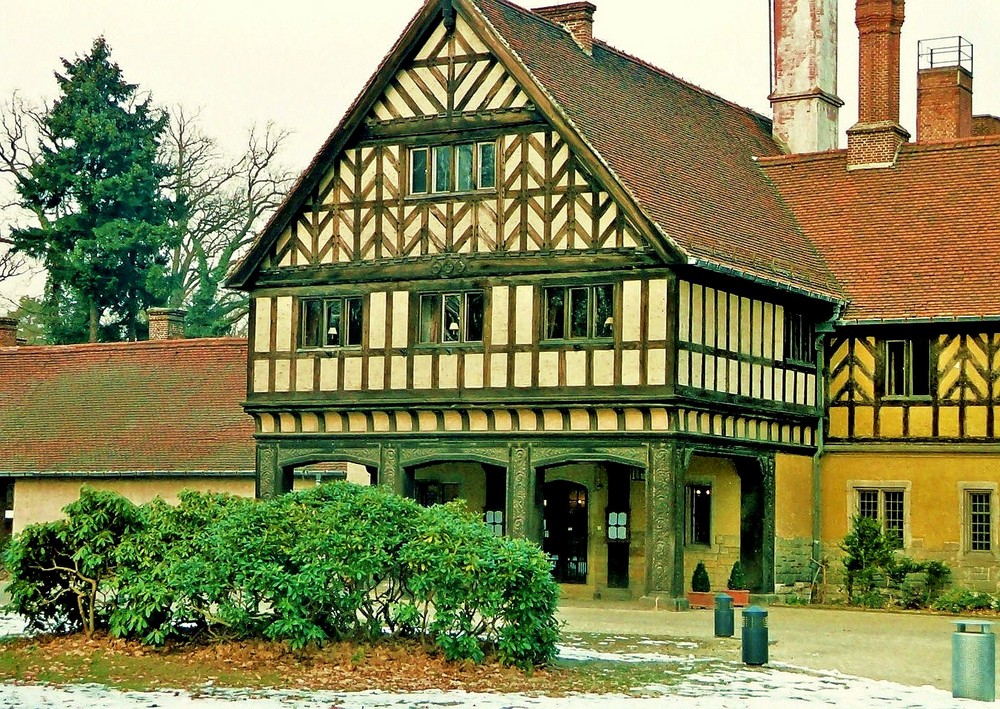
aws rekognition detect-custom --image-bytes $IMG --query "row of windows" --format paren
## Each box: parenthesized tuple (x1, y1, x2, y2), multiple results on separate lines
(299, 287, 813, 357)
(410, 142, 496, 196)
(685, 484, 994, 553)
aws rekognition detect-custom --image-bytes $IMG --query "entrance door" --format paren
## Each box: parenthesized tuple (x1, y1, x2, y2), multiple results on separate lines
(543, 481, 588, 584)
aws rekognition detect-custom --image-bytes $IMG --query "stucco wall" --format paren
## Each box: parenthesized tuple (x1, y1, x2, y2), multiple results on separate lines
(683, 455, 741, 592)
(775, 452, 815, 585)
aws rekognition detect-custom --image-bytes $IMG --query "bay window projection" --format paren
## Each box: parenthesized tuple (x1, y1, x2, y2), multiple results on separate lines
(418, 291, 485, 344)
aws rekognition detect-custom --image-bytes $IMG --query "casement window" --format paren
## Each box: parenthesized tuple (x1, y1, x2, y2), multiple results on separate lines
(784, 311, 815, 363)
(409, 141, 496, 195)
(416, 481, 460, 507)
(418, 291, 485, 344)
(857, 487, 905, 548)
(543, 284, 614, 341)
(300, 296, 364, 348)
(882, 338, 931, 397)
(685, 484, 711, 546)
(967, 490, 993, 552)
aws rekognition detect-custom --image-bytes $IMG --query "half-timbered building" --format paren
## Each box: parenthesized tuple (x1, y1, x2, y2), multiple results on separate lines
(225, 0, 1000, 600)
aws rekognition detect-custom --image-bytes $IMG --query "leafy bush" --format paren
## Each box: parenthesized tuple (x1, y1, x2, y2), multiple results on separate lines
(6, 484, 560, 668)
(931, 588, 997, 614)
(3, 487, 144, 634)
(841, 516, 895, 603)
(691, 561, 710, 592)
(727, 561, 747, 590)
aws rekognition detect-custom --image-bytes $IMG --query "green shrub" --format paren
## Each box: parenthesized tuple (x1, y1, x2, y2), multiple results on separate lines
(691, 561, 710, 592)
(931, 588, 997, 614)
(841, 516, 895, 604)
(8, 484, 559, 668)
(3, 486, 145, 635)
(727, 561, 747, 590)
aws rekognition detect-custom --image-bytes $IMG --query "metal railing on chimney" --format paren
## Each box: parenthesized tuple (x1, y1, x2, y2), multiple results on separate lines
(918, 36, 973, 74)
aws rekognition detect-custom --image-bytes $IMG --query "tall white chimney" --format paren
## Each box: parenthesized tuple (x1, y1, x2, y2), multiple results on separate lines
(769, 0, 844, 154)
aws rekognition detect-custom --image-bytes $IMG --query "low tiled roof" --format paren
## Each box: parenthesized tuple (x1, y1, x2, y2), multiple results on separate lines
(0, 338, 254, 474)
(760, 136, 1000, 321)
(473, 0, 842, 299)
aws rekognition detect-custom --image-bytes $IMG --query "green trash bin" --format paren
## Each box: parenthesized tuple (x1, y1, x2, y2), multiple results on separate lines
(952, 620, 995, 702)
(715, 593, 734, 637)
(742, 605, 768, 666)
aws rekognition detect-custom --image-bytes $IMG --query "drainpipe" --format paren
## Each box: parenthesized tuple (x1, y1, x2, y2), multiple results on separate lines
(811, 305, 842, 571)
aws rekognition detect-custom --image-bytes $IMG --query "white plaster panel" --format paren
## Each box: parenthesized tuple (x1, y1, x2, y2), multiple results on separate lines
(392, 292, 409, 348)
(593, 350, 615, 386)
(515, 286, 533, 345)
(274, 359, 290, 392)
(296, 358, 315, 392)
(514, 352, 533, 387)
(253, 360, 270, 393)
(648, 279, 668, 341)
(320, 358, 338, 391)
(566, 350, 587, 387)
(490, 353, 508, 388)
(368, 357, 385, 391)
(622, 350, 641, 386)
(538, 352, 559, 387)
(491, 287, 509, 346)
(439, 354, 459, 389)
(413, 355, 433, 389)
(622, 281, 642, 342)
(254, 297, 271, 353)
(647, 348, 667, 386)
(465, 353, 484, 389)
(369, 292, 387, 349)
(343, 358, 363, 391)
(275, 297, 293, 352)
(390, 356, 407, 389)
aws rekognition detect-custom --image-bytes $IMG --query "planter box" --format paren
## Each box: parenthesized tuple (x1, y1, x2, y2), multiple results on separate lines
(686, 591, 715, 609)
(724, 589, 750, 607)
(686, 590, 750, 608)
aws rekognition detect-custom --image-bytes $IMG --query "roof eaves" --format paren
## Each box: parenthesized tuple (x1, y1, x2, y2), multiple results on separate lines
(685, 255, 844, 304)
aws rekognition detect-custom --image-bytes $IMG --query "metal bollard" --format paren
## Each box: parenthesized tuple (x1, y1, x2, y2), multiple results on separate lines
(952, 620, 995, 702)
(742, 605, 768, 666)
(714, 593, 734, 637)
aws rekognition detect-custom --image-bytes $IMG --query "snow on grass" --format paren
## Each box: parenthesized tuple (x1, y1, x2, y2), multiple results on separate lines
(0, 614, 26, 637)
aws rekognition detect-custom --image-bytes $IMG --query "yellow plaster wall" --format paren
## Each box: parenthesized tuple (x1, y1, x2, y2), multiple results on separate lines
(413, 462, 488, 513)
(820, 452, 1000, 590)
(776, 453, 814, 539)
(683, 456, 741, 591)
(12, 477, 255, 534)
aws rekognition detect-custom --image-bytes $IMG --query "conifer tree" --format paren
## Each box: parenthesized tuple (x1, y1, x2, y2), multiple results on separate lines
(12, 37, 175, 342)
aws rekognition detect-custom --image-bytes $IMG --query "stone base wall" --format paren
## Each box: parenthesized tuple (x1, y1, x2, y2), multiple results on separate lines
(775, 535, 814, 586)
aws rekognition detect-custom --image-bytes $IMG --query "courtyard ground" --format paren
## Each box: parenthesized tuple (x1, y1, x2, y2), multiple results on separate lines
(0, 597, 996, 707)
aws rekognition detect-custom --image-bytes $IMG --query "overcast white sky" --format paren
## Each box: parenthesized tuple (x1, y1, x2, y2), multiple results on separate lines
(2, 0, 999, 306)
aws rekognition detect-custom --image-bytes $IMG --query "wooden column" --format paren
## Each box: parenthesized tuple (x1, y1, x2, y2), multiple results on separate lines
(759, 452, 777, 593)
(506, 444, 541, 542)
(645, 442, 688, 598)
(255, 442, 287, 499)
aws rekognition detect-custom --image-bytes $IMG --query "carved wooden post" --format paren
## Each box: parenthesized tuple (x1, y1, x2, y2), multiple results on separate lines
(645, 442, 688, 599)
(255, 442, 281, 500)
(379, 445, 406, 496)
(759, 452, 777, 593)
(506, 445, 540, 541)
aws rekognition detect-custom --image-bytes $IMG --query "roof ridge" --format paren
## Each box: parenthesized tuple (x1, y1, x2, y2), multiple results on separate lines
(1, 337, 247, 355)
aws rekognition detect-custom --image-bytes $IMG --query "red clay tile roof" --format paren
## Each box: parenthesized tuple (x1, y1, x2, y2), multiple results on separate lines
(760, 136, 1000, 321)
(472, 0, 842, 299)
(0, 338, 255, 474)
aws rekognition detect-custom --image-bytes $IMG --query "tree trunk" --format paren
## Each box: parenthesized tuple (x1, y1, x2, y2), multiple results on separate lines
(89, 299, 99, 343)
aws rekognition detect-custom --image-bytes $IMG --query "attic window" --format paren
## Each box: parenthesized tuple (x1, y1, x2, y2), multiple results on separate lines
(410, 142, 496, 196)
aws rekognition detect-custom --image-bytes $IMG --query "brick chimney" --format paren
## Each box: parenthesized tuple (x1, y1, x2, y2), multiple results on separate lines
(973, 115, 1000, 136)
(534, 2, 596, 56)
(916, 37, 973, 143)
(769, 0, 844, 154)
(0, 317, 17, 348)
(147, 308, 186, 341)
(846, 0, 910, 168)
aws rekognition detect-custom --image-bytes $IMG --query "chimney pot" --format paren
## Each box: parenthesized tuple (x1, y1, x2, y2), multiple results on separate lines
(147, 308, 187, 341)
(0, 317, 18, 348)
(534, 2, 596, 56)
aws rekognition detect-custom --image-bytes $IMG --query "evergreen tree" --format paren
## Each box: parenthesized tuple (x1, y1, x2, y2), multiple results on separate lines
(11, 37, 175, 343)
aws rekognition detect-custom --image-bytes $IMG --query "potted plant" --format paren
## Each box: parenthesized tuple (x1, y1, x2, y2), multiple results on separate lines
(725, 560, 750, 606)
(687, 561, 715, 608)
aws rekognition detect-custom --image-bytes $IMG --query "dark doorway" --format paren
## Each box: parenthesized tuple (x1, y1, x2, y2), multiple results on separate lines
(605, 469, 631, 588)
(543, 480, 589, 584)
(739, 464, 765, 593)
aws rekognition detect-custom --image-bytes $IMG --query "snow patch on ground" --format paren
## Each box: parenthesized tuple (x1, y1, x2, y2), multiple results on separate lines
(0, 614, 26, 637)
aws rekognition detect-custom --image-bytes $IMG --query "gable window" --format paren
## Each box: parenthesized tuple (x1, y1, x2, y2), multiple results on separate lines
(410, 142, 496, 196)
(544, 284, 614, 340)
(857, 487, 905, 548)
(418, 291, 485, 344)
(685, 484, 711, 546)
(883, 339, 930, 397)
(784, 311, 815, 363)
(967, 490, 993, 552)
(300, 296, 364, 349)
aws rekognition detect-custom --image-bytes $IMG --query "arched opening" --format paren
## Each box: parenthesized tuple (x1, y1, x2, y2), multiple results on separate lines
(543, 479, 589, 584)
(406, 461, 507, 535)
